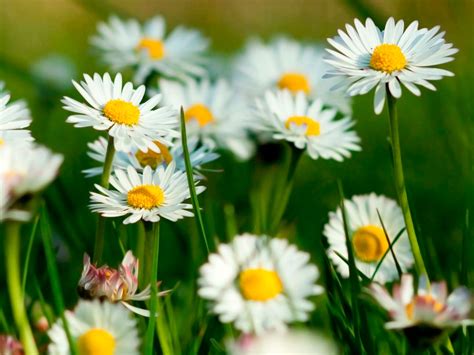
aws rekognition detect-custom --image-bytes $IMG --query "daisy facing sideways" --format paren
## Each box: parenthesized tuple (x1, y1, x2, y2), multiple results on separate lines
(90, 163, 204, 224)
(323, 193, 414, 283)
(48, 300, 140, 355)
(233, 36, 351, 114)
(324, 17, 457, 114)
(0, 85, 33, 146)
(91, 16, 209, 83)
(369, 274, 473, 330)
(254, 90, 361, 161)
(159, 78, 255, 160)
(198, 234, 324, 334)
(62, 73, 178, 153)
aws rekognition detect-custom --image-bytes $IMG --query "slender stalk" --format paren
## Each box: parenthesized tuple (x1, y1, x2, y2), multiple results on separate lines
(145, 222, 160, 354)
(386, 91, 429, 281)
(22, 214, 40, 293)
(137, 221, 146, 286)
(93, 135, 115, 263)
(5, 222, 38, 355)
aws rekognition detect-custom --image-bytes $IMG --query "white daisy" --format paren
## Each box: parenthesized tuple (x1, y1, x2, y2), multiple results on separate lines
(369, 274, 473, 330)
(198, 233, 324, 334)
(323, 193, 414, 283)
(159, 78, 255, 160)
(62, 73, 179, 153)
(324, 17, 458, 114)
(90, 163, 204, 224)
(254, 90, 361, 161)
(0, 144, 63, 222)
(233, 36, 351, 114)
(91, 16, 209, 83)
(0, 87, 33, 146)
(47, 300, 140, 355)
(83, 136, 218, 178)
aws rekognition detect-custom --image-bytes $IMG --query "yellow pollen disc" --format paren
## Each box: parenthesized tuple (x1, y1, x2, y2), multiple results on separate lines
(405, 295, 445, 320)
(103, 99, 140, 126)
(127, 184, 165, 210)
(135, 141, 173, 169)
(0, 138, 4, 146)
(285, 115, 320, 136)
(370, 44, 407, 74)
(77, 328, 116, 355)
(278, 73, 311, 94)
(239, 268, 283, 301)
(352, 225, 389, 262)
(185, 104, 214, 127)
(137, 38, 165, 59)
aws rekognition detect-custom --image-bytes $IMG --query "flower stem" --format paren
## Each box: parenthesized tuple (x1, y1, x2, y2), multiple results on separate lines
(386, 91, 428, 281)
(145, 222, 160, 354)
(5, 222, 38, 355)
(93, 135, 115, 263)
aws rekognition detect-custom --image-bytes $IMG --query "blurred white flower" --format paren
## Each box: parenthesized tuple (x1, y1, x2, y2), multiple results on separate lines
(0, 85, 33, 146)
(30, 54, 77, 91)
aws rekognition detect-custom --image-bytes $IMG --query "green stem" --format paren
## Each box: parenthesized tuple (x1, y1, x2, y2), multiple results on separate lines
(387, 91, 428, 281)
(93, 135, 115, 263)
(5, 222, 38, 355)
(145, 222, 160, 354)
(137, 222, 146, 286)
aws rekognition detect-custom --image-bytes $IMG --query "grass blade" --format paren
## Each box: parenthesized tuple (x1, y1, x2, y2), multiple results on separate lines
(376, 209, 402, 278)
(370, 226, 406, 283)
(145, 222, 160, 354)
(22, 214, 40, 293)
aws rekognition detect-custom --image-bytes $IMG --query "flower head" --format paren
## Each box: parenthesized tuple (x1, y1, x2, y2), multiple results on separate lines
(198, 234, 324, 334)
(91, 16, 209, 83)
(325, 18, 458, 114)
(62, 73, 178, 153)
(323, 193, 414, 283)
(48, 300, 140, 355)
(254, 90, 361, 161)
(0, 85, 33, 146)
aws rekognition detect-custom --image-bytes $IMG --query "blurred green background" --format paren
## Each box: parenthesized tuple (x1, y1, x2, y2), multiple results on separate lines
(0, 0, 473, 351)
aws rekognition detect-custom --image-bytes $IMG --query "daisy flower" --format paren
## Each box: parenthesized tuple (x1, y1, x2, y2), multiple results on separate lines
(62, 73, 178, 153)
(78, 251, 168, 316)
(254, 90, 361, 161)
(198, 234, 324, 334)
(233, 36, 351, 114)
(159, 78, 255, 160)
(323, 193, 414, 283)
(324, 17, 458, 114)
(83, 136, 218, 178)
(0, 144, 63, 222)
(48, 300, 140, 355)
(369, 274, 473, 330)
(0, 87, 33, 146)
(91, 16, 209, 83)
(90, 163, 204, 224)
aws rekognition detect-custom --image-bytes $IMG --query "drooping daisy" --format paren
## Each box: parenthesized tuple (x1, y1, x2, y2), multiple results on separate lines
(323, 193, 414, 283)
(233, 36, 351, 114)
(0, 144, 63, 222)
(91, 16, 209, 83)
(78, 251, 168, 316)
(254, 90, 361, 161)
(198, 234, 324, 334)
(48, 300, 140, 355)
(83, 136, 218, 178)
(228, 330, 339, 355)
(324, 17, 458, 114)
(90, 163, 204, 224)
(159, 78, 255, 160)
(62, 73, 179, 153)
(369, 274, 473, 330)
(0, 87, 33, 146)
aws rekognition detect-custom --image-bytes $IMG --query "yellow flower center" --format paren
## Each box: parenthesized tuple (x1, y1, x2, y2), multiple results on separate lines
(405, 295, 445, 320)
(185, 104, 214, 127)
(370, 44, 407, 74)
(103, 99, 140, 126)
(277, 73, 311, 94)
(0, 138, 4, 146)
(135, 141, 173, 169)
(352, 225, 389, 262)
(285, 116, 320, 136)
(77, 328, 116, 355)
(137, 38, 165, 59)
(239, 268, 283, 301)
(127, 184, 165, 209)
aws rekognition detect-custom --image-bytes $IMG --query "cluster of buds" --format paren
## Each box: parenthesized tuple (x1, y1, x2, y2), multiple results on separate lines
(78, 251, 168, 316)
